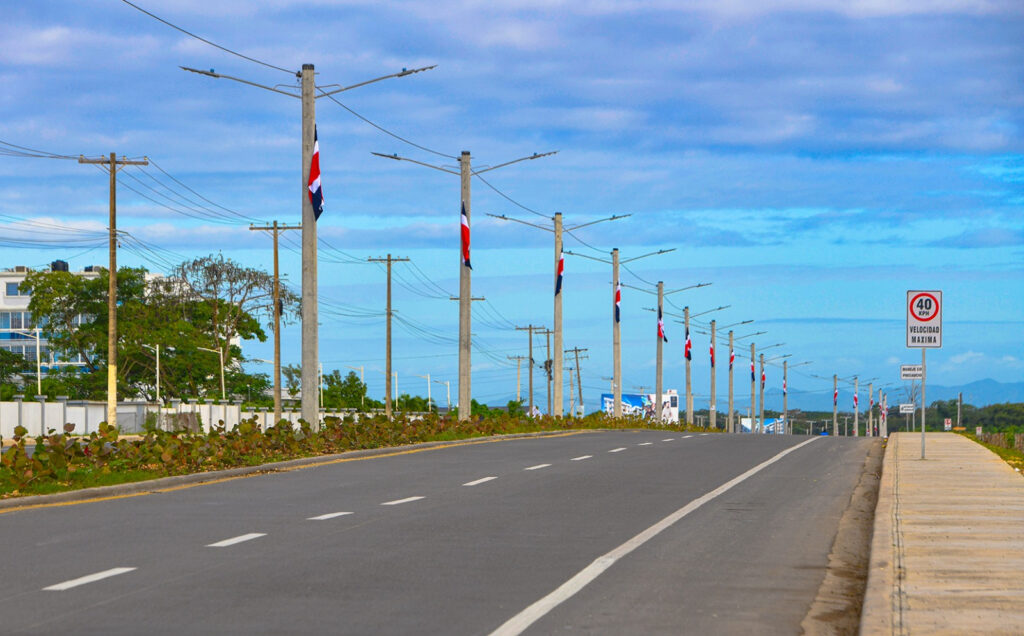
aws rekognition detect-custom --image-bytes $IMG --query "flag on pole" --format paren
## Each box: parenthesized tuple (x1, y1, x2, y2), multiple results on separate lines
(308, 126, 324, 221)
(657, 306, 667, 342)
(750, 360, 755, 382)
(709, 340, 715, 367)
(833, 387, 838, 407)
(783, 378, 787, 395)
(555, 248, 564, 295)
(853, 392, 859, 410)
(614, 283, 621, 323)
(460, 201, 471, 269)
(729, 348, 735, 371)
(684, 326, 692, 361)
(761, 369, 766, 389)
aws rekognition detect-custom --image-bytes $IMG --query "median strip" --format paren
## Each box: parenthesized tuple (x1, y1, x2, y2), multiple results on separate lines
(206, 533, 266, 547)
(43, 567, 136, 591)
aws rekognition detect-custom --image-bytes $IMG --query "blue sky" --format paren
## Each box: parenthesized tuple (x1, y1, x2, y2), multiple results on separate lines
(1, 0, 1022, 410)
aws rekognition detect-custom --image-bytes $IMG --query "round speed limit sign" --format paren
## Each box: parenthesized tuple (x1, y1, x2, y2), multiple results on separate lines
(907, 290, 942, 348)
(909, 292, 940, 321)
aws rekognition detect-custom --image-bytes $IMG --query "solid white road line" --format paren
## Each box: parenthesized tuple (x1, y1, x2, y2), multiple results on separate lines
(608, 447, 627, 453)
(490, 437, 819, 636)
(43, 567, 136, 591)
(207, 533, 266, 548)
(464, 476, 498, 486)
(638, 442, 653, 446)
(524, 464, 551, 471)
(570, 455, 592, 461)
(381, 496, 425, 506)
(307, 512, 353, 521)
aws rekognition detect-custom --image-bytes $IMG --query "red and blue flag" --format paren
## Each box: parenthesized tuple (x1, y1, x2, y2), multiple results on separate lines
(308, 126, 324, 220)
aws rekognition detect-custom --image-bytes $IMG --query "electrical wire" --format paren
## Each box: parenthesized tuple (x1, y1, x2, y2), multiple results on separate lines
(119, 0, 295, 75)
(0, 140, 77, 160)
(320, 92, 456, 160)
(472, 172, 549, 219)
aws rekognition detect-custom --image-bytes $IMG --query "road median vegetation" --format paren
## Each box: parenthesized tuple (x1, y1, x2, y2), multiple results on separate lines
(1, 413, 711, 497)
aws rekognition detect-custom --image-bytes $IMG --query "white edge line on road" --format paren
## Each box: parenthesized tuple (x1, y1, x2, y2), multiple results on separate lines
(308, 512, 353, 520)
(43, 567, 136, 591)
(638, 442, 653, 446)
(381, 496, 425, 506)
(489, 437, 819, 636)
(524, 464, 551, 471)
(464, 476, 498, 486)
(608, 447, 627, 453)
(570, 455, 592, 461)
(206, 533, 266, 548)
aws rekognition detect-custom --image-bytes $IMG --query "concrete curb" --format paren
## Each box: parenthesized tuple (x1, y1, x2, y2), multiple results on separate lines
(0, 429, 605, 511)
(859, 435, 897, 635)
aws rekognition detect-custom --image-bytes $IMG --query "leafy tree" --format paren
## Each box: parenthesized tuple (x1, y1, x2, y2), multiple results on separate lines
(282, 364, 301, 398)
(0, 348, 29, 399)
(322, 370, 370, 410)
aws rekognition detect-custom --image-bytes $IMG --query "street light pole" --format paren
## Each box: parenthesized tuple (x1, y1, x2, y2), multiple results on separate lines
(197, 346, 225, 400)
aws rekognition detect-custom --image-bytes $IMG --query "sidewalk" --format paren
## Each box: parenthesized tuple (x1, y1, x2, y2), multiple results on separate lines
(861, 432, 1024, 635)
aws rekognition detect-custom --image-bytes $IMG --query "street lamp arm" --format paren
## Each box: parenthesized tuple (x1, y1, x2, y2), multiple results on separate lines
(565, 214, 630, 232)
(485, 213, 552, 232)
(719, 319, 753, 330)
(734, 330, 767, 341)
(621, 248, 675, 264)
(370, 152, 459, 175)
(180, 66, 301, 98)
(620, 282, 656, 295)
(563, 250, 610, 265)
(690, 304, 730, 319)
(473, 150, 557, 175)
(665, 282, 712, 295)
(317, 64, 437, 97)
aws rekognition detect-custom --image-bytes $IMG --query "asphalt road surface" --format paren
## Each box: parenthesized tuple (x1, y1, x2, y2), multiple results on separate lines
(0, 431, 874, 635)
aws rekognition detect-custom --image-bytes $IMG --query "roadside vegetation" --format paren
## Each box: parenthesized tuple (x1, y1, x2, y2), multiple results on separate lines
(0, 413, 712, 498)
(959, 431, 1024, 474)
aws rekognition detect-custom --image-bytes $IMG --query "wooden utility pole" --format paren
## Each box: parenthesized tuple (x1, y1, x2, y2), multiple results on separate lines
(78, 152, 148, 429)
(507, 355, 529, 404)
(250, 221, 300, 425)
(369, 254, 409, 419)
(515, 325, 545, 415)
(565, 347, 588, 417)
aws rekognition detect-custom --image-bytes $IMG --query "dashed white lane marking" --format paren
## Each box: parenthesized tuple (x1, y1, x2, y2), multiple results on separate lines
(524, 464, 551, 471)
(381, 496, 425, 506)
(700, 433, 709, 436)
(490, 437, 820, 636)
(464, 476, 498, 486)
(570, 455, 592, 461)
(683, 435, 694, 439)
(308, 512, 353, 521)
(43, 567, 136, 591)
(638, 442, 653, 446)
(206, 533, 266, 548)
(662, 438, 675, 442)
(609, 447, 627, 453)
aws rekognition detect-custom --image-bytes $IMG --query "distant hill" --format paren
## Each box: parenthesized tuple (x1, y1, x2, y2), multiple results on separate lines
(693, 378, 1024, 413)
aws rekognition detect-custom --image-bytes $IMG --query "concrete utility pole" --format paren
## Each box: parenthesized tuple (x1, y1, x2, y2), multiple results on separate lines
(434, 379, 451, 412)
(709, 320, 717, 430)
(491, 213, 626, 417)
(543, 328, 553, 415)
(684, 306, 692, 425)
(957, 391, 962, 429)
(565, 347, 588, 416)
(78, 152, 149, 429)
(368, 255, 409, 419)
(833, 374, 839, 436)
(185, 61, 434, 431)
(507, 355, 528, 404)
(758, 354, 766, 434)
(516, 325, 544, 415)
(868, 381, 874, 436)
(729, 331, 735, 433)
(563, 247, 671, 419)
(783, 359, 788, 434)
(376, 151, 554, 420)
(853, 376, 859, 437)
(750, 343, 756, 433)
(415, 373, 432, 412)
(250, 221, 301, 425)
(656, 282, 665, 419)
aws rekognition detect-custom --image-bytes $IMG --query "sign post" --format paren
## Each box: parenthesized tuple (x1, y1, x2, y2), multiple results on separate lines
(907, 290, 942, 459)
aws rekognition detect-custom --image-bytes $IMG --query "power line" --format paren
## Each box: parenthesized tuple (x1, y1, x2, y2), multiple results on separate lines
(473, 172, 549, 219)
(320, 92, 456, 160)
(119, 0, 295, 75)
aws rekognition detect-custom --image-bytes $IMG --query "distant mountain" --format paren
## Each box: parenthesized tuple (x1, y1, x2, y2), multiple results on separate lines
(692, 379, 1024, 414)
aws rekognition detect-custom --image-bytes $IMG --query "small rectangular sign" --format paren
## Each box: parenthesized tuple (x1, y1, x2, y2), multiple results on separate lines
(900, 364, 923, 380)
(944, 418, 952, 431)
(899, 403, 915, 414)
(907, 290, 942, 348)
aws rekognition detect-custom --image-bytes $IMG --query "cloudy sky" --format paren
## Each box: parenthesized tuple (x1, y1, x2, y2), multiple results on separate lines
(1, 0, 1022, 411)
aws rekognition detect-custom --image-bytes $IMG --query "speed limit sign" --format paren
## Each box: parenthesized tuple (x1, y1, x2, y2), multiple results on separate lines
(907, 290, 942, 348)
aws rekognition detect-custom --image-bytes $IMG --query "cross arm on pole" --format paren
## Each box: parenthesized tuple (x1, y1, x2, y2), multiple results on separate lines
(734, 330, 767, 341)
(620, 282, 656, 295)
(486, 213, 552, 232)
(473, 151, 557, 175)
(621, 248, 675, 264)
(371, 152, 459, 175)
(565, 214, 630, 232)
(562, 250, 610, 264)
(665, 282, 711, 295)
(180, 67, 302, 98)
(317, 65, 436, 97)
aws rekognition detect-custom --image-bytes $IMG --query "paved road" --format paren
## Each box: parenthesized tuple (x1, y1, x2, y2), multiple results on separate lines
(0, 431, 873, 635)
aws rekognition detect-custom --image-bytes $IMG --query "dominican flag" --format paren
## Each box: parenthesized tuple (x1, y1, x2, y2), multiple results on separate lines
(657, 307, 667, 342)
(555, 248, 564, 295)
(833, 388, 838, 407)
(729, 348, 735, 371)
(684, 326, 692, 361)
(750, 360, 755, 382)
(761, 369, 766, 389)
(783, 378, 787, 395)
(614, 283, 621, 323)
(460, 201, 471, 269)
(853, 392, 859, 410)
(308, 126, 324, 221)
(870, 395, 875, 411)
(709, 340, 715, 367)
